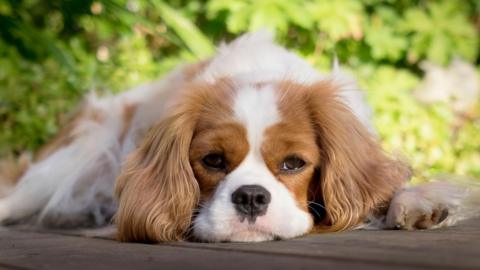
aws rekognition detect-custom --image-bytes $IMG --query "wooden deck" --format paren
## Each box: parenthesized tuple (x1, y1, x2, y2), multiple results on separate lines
(1, 218, 479, 270)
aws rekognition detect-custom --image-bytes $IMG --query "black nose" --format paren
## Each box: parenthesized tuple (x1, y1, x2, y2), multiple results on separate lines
(231, 185, 271, 222)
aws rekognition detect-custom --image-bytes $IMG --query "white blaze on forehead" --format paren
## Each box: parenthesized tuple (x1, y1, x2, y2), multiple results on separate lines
(233, 85, 280, 152)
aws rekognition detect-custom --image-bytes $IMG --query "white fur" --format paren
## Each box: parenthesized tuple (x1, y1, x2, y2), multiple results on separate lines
(233, 84, 280, 148)
(0, 65, 191, 227)
(331, 65, 375, 133)
(200, 31, 320, 84)
(0, 93, 124, 226)
(192, 83, 312, 242)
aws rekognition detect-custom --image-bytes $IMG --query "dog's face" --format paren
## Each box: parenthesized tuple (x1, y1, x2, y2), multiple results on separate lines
(114, 79, 410, 243)
(189, 82, 319, 242)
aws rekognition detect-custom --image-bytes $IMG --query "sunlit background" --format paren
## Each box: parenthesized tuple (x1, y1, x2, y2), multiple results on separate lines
(1, 0, 479, 182)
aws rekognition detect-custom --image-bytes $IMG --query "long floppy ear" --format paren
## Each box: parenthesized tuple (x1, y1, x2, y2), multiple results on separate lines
(308, 81, 411, 231)
(114, 108, 200, 242)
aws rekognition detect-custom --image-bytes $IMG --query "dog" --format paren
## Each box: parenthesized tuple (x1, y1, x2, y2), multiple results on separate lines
(0, 32, 477, 242)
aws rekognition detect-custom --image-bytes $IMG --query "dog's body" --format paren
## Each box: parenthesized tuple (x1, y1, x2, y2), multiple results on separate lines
(0, 32, 477, 242)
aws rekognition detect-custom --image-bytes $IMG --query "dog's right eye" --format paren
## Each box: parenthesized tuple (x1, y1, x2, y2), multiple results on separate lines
(202, 153, 227, 171)
(280, 155, 306, 173)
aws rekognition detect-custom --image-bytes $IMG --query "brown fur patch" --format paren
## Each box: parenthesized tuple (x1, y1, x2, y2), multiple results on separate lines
(0, 153, 31, 197)
(187, 78, 249, 201)
(261, 86, 320, 213)
(307, 81, 411, 231)
(190, 122, 249, 201)
(272, 81, 411, 232)
(115, 77, 238, 242)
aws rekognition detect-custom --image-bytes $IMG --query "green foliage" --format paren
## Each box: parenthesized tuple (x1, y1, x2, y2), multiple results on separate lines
(364, 7, 407, 62)
(153, 2, 214, 58)
(0, 0, 479, 180)
(357, 65, 480, 181)
(400, 1, 479, 65)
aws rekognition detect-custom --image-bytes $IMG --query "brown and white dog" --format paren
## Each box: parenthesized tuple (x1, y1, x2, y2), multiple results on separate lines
(0, 32, 477, 242)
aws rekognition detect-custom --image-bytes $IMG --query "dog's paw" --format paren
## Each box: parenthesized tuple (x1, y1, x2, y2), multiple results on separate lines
(386, 185, 452, 230)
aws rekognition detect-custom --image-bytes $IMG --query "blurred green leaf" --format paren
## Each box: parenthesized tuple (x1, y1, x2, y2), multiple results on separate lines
(153, 2, 214, 58)
(308, 0, 364, 41)
(399, 1, 478, 64)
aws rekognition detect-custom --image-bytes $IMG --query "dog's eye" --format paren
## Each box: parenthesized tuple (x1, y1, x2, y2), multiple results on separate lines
(280, 156, 306, 172)
(202, 153, 226, 171)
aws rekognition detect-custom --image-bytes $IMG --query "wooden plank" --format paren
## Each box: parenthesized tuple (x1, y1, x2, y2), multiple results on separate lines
(0, 230, 418, 270)
(171, 218, 480, 270)
(0, 218, 479, 270)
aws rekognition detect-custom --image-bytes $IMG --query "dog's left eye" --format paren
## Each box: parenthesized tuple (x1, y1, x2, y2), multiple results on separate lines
(280, 156, 306, 172)
(202, 153, 227, 171)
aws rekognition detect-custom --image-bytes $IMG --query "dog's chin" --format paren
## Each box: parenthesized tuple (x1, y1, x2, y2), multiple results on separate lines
(193, 218, 277, 243)
(227, 229, 276, 242)
(228, 217, 283, 242)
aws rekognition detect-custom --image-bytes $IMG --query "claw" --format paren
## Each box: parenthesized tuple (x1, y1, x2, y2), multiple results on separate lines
(438, 209, 449, 224)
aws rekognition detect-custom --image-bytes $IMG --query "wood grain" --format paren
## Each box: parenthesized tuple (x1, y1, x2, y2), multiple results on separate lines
(1, 218, 479, 270)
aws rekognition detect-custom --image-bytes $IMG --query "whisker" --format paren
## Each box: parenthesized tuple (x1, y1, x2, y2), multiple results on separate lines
(307, 201, 326, 210)
(307, 205, 322, 219)
(196, 202, 208, 208)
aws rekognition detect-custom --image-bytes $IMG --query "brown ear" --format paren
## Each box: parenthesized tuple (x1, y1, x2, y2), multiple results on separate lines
(114, 109, 200, 242)
(307, 81, 411, 231)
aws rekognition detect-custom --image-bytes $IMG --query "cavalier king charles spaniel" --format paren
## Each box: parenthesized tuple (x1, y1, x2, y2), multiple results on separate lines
(0, 32, 478, 243)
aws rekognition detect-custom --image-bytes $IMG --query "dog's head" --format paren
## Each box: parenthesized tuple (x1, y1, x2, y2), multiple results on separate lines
(114, 77, 410, 243)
